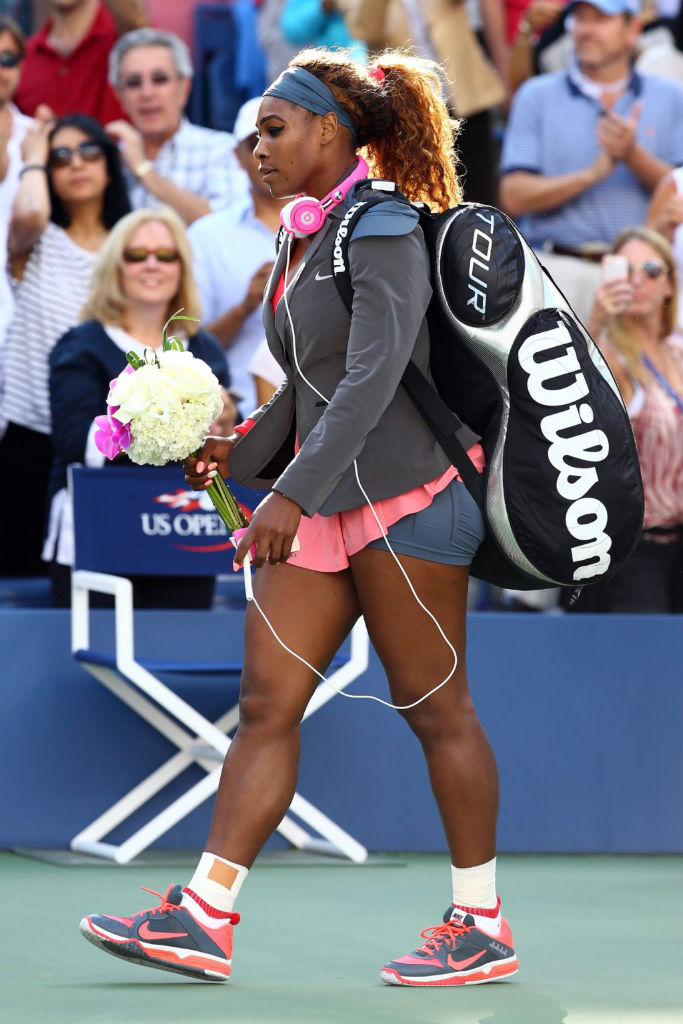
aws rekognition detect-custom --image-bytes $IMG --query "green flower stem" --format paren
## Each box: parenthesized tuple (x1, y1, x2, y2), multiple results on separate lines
(189, 446, 248, 533)
(205, 475, 248, 532)
(214, 474, 248, 529)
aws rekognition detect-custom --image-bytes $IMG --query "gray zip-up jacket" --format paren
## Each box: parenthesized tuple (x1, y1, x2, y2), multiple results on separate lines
(229, 192, 451, 517)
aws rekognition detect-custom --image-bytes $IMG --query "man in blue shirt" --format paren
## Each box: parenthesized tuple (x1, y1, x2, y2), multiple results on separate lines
(499, 0, 683, 323)
(188, 97, 286, 414)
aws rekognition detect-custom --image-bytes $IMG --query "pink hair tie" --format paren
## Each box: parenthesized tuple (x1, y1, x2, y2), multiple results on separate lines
(368, 65, 385, 85)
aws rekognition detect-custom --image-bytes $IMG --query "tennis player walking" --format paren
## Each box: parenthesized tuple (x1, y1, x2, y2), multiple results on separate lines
(79, 47, 518, 989)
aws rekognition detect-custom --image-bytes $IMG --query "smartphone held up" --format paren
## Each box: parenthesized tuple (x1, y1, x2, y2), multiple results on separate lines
(601, 254, 628, 283)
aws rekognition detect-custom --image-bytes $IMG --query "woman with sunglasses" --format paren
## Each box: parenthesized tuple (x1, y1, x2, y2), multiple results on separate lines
(80, 49, 519, 989)
(580, 226, 683, 612)
(0, 113, 130, 576)
(45, 205, 236, 607)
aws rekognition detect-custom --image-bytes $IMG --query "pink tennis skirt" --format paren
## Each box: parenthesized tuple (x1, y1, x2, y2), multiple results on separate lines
(291, 443, 485, 573)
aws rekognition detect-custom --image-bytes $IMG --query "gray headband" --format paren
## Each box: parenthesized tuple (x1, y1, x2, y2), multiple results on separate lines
(263, 66, 357, 138)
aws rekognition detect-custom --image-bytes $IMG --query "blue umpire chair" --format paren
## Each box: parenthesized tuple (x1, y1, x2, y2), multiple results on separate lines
(68, 465, 369, 863)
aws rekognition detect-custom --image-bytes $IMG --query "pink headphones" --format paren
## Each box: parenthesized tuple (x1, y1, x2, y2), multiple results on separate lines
(280, 157, 369, 238)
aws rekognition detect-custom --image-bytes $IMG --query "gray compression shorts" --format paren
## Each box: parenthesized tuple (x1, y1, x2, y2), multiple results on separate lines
(366, 478, 485, 565)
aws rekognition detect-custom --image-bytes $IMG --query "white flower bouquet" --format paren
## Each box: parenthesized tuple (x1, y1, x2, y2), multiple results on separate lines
(94, 311, 247, 532)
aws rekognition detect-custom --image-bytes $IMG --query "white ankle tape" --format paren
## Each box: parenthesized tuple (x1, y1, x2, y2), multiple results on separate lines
(187, 852, 249, 913)
(451, 857, 498, 911)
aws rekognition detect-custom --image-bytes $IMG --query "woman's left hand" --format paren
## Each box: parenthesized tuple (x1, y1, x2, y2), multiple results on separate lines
(234, 491, 302, 568)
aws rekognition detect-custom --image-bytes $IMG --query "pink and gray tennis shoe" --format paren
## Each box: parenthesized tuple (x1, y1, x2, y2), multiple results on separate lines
(381, 903, 518, 986)
(79, 883, 238, 981)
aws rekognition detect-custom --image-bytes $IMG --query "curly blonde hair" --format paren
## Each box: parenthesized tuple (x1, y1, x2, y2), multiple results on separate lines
(288, 48, 462, 212)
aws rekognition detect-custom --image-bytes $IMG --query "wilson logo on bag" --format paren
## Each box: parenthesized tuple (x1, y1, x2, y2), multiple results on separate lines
(332, 185, 644, 591)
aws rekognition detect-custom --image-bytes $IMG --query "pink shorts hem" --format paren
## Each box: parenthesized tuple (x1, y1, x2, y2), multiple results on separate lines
(290, 444, 485, 573)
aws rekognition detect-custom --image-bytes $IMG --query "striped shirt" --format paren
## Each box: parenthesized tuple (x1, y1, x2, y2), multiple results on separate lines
(500, 69, 683, 249)
(0, 223, 97, 436)
(125, 118, 248, 214)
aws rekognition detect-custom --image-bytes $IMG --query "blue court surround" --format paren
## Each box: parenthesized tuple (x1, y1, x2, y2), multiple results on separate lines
(1, 608, 680, 853)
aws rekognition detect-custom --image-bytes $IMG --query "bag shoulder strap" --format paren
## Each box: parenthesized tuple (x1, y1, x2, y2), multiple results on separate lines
(331, 186, 484, 508)
(401, 361, 484, 505)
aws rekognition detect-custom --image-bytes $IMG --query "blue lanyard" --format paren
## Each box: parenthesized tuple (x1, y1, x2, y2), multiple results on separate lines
(641, 356, 683, 414)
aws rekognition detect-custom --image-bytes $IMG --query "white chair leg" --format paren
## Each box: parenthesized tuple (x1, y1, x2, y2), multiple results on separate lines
(288, 793, 367, 863)
(71, 663, 357, 862)
(70, 582, 370, 865)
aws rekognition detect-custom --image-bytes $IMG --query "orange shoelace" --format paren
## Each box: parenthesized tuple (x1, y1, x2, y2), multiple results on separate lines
(135, 885, 177, 916)
(418, 919, 474, 953)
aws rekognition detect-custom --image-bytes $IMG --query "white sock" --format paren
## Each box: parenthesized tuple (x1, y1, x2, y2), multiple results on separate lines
(182, 851, 249, 927)
(450, 858, 501, 934)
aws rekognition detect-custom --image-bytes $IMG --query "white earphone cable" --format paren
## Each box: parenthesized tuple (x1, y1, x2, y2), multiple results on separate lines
(242, 231, 458, 711)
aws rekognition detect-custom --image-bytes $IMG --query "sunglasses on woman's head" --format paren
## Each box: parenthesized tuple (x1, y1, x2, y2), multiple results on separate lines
(626, 260, 667, 280)
(123, 247, 180, 264)
(120, 71, 176, 90)
(49, 141, 105, 167)
(0, 50, 21, 68)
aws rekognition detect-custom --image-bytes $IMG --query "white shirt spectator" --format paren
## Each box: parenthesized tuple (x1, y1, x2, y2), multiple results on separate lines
(0, 222, 96, 438)
(125, 117, 248, 212)
(0, 104, 31, 349)
(189, 193, 277, 413)
(248, 336, 286, 392)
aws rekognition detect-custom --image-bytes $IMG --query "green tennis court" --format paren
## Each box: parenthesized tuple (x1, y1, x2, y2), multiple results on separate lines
(1, 851, 679, 1024)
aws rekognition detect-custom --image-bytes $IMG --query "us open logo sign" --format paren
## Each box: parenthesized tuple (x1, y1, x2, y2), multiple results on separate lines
(141, 488, 251, 553)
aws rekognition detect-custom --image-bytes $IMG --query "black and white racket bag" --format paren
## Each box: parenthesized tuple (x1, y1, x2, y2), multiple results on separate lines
(332, 184, 644, 591)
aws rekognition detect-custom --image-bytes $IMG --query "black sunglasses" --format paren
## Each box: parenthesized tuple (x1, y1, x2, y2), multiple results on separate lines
(626, 260, 667, 280)
(49, 141, 105, 168)
(0, 50, 21, 69)
(120, 71, 177, 90)
(123, 247, 180, 264)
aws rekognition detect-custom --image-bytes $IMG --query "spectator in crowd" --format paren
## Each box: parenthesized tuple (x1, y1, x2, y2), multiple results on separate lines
(106, 27, 248, 224)
(499, 0, 683, 325)
(258, 0, 299, 84)
(13, 0, 148, 122)
(506, 0, 563, 43)
(280, 0, 367, 62)
(344, 0, 508, 205)
(248, 336, 285, 406)
(0, 112, 130, 575)
(577, 227, 682, 612)
(0, 14, 31, 348)
(647, 166, 683, 329)
(510, 0, 683, 96)
(188, 96, 284, 414)
(46, 205, 235, 607)
(507, 0, 565, 94)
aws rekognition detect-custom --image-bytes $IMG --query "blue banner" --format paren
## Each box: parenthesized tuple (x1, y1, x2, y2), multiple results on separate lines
(71, 465, 268, 576)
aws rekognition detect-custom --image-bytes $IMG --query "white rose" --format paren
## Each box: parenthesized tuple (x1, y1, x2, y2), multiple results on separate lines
(149, 374, 180, 405)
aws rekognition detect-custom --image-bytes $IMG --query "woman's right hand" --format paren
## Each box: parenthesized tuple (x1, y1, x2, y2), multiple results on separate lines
(20, 116, 51, 165)
(588, 276, 633, 337)
(183, 435, 236, 490)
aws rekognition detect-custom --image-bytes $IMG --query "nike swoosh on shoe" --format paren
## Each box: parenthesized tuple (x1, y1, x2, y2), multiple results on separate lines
(138, 921, 190, 941)
(446, 950, 488, 970)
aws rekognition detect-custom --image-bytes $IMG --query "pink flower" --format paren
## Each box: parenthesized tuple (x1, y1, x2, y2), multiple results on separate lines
(94, 410, 132, 460)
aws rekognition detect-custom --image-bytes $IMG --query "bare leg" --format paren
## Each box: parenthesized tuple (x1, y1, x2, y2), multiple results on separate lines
(205, 562, 360, 866)
(349, 548, 499, 867)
